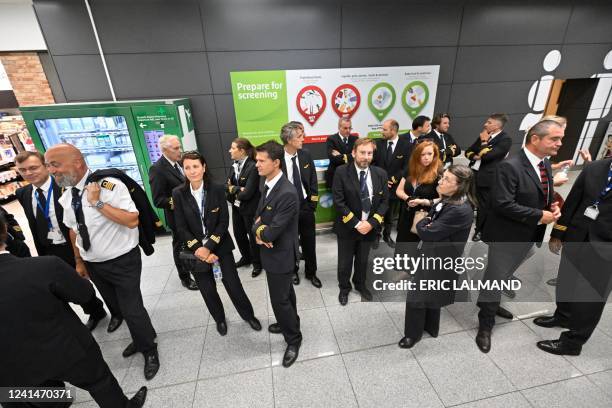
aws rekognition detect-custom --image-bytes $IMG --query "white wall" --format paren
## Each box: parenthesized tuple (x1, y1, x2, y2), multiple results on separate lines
(0, 1, 46, 51)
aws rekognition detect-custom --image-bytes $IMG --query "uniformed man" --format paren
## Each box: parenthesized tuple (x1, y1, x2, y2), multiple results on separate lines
(326, 117, 358, 189)
(44, 144, 160, 381)
(252, 140, 302, 368)
(148, 134, 198, 290)
(333, 138, 389, 305)
(535, 158, 612, 356)
(14, 150, 107, 331)
(373, 119, 413, 248)
(279, 122, 321, 288)
(419, 113, 461, 167)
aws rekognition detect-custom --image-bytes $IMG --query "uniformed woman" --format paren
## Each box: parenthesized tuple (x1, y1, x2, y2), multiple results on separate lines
(172, 151, 261, 336)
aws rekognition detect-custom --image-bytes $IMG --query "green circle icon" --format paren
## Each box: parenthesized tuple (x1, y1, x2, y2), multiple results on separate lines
(368, 82, 396, 122)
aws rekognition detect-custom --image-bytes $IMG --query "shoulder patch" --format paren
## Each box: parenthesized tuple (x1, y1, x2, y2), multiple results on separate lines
(101, 180, 116, 191)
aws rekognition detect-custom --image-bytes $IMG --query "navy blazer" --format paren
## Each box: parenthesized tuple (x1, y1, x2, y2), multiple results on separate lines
(149, 156, 185, 231)
(280, 148, 319, 211)
(465, 131, 512, 187)
(226, 157, 261, 216)
(326, 132, 358, 188)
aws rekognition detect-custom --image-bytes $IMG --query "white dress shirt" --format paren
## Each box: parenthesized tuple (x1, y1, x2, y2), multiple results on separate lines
(164, 154, 183, 175)
(31, 176, 66, 244)
(190, 182, 206, 236)
(523, 147, 546, 182)
(59, 170, 139, 262)
(283, 151, 307, 199)
(354, 163, 373, 222)
(264, 171, 284, 198)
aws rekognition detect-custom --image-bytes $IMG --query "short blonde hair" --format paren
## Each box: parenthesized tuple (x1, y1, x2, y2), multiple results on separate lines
(158, 135, 180, 151)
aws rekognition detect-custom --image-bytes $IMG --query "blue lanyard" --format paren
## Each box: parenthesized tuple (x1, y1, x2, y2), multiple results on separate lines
(594, 164, 612, 207)
(34, 182, 53, 230)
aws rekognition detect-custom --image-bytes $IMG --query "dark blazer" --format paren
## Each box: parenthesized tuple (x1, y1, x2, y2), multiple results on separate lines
(0, 206, 31, 257)
(149, 156, 184, 231)
(280, 148, 319, 211)
(226, 157, 261, 216)
(465, 131, 512, 187)
(551, 158, 612, 258)
(482, 149, 554, 243)
(326, 133, 358, 188)
(16, 177, 70, 254)
(0, 253, 96, 386)
(419, 130, 461, 165)
(172, 182, 234, 256)
(332, 164, 389, 241)
(373, 137, 413, 193)
(252, 175, 300, 274)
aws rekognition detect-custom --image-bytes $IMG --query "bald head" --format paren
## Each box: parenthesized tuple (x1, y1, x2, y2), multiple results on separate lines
(45, 143, 88, 188)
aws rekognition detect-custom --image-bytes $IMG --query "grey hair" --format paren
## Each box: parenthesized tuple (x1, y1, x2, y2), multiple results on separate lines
(158, 135, 180, 151)
(338, 117, 351, 127)
(526, 120, 563, 145)
(280, 123, 300, 145)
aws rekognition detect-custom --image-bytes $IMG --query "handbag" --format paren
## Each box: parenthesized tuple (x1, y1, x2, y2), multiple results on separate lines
(410, 210, 428, 235)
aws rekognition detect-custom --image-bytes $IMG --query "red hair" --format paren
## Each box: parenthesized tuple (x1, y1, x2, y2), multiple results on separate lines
(407, 140, 441, 184)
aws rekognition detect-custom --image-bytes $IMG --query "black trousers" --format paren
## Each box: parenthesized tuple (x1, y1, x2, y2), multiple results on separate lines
(171, 229, 190, 282)
(192, 252, 255, 324)
(475, 185, 490, 233)
(1, 343, 128, 408)
(477, 242, 533, 330)
(43, 243, 106, 319)
(337, 238, 372, 292)
(231, 206, 261, 269)
(86, 247, 156, 354)
(383, 199, 400, 236)
(297, 205, 317, 278)
(404, 305, 441, 340)
(267, 271, 302, 345)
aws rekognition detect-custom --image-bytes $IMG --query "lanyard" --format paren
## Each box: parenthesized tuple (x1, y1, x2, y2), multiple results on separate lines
(593, 164, 612, 207)
(195, 188, 207, 234)
(35, 182, 53, 230)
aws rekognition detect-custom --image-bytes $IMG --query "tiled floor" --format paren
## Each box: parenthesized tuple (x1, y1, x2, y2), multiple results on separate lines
(62, 232, 612, 408)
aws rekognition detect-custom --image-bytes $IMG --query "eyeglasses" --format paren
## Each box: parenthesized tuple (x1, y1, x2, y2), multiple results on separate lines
(439, 175, 457, 184)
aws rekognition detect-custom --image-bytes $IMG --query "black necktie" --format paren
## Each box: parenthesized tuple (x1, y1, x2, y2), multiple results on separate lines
(71, 187, 91, 251)
(386, 141, 393, 165)
(174, 163, 184, 180)
(343, 137, 348, 146)
(360, 170, 371, 213)
(291, 156, 303, 200)
(35, 188, 51, 246)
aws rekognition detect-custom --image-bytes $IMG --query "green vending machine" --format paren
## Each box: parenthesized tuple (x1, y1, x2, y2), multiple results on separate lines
(20, 99, 196, 228)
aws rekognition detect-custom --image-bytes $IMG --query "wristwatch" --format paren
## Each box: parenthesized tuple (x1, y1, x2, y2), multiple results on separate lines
(95, 200, 105, 210)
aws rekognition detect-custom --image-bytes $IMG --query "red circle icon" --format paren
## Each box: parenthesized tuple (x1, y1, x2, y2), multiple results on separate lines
(332, 84, 360, 119)
(296, 85, 326, 126)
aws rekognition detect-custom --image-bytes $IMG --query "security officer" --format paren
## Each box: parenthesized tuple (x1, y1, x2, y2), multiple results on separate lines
(14, 150, 107, 331)
(45, 143, 159, 381)
(149, 135, 198, 290)
(373, 118, 413, 248)
(333, 138, 389, 305)
(326, 117, 358, 189)
(279, 122, 321, 288)
(535, 158, 612, 356)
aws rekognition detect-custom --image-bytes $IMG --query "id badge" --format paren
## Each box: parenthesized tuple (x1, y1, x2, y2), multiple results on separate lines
(47, 228, 62, 241)
(234, 199, 241, 208)
(584, 205, 599, 220)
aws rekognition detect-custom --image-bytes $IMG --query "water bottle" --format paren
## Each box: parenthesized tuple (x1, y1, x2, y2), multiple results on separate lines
(212, 261, 223, 282)
(560, 164, 570, 177)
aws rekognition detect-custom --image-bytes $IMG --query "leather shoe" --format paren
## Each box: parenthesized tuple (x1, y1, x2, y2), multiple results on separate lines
(107, 316, 123, 333)
(496, 306, 513, 319)
(235, 258, 251, 268)
(472, 231, 481, 242)
(536, 339, 581, 356)
(122, 342, 137, 358)
(502, 288, 516, 299)
(251, 267, 262, 278)
(398, 337, 419, 349)
(128, 386, 147, 408)
(338, 291, 349, 306)
(216, 321, 228, 336)
(383, 234, 396, 248)
(143, 350, 160, 380)
(268, 323, 282, 334)
(246, 317, 262, 331)
(292, 273, 300, 285)
(181, 278, 198, 291)
(533, 315, 569, 329)
(85, 311, 107, 331)
(356, 287, 373, 301)
(308, 276, 322, 288)
(475, 329, 491, 353)
(282, 343, 300, 367)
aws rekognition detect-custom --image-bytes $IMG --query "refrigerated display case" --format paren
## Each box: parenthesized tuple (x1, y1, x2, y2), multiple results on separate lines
(20, 99, 197, 228)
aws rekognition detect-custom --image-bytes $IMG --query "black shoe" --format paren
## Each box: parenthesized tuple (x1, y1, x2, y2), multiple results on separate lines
(235, 258, 251, 268)
(472, 231, 481, 242)
(251, 267, 262, 278)
(338, 291, 349, 306)
(143, 350, 160, 380)
(502, 288, 516, 299)
(292, 273, 300, 285)
(85, 311, 107, 331)
(546, 278, 558, 286)
(475, 329, 491, 353)
(356, 287, 373, 301)
(398, 337, 419, 349)
(533, 315, 569, 329)
(282, 343, 300, 367)
(122, 342, 137, 358)
(372, 235, 380, 250)
(424, 328, 439, 338)
(216, 321, 228, 336)
(107, 316, 123, 333)
(307, 276, 322, 288)
(383, 235, 396, 248)
(246, 317, 262, 331)
(496, 306, 513, 319)
(181, 278, 198, 291)
(537, 339, 581, 356)
(268, 323, 282, 334)
(128, 386, 147, 408)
